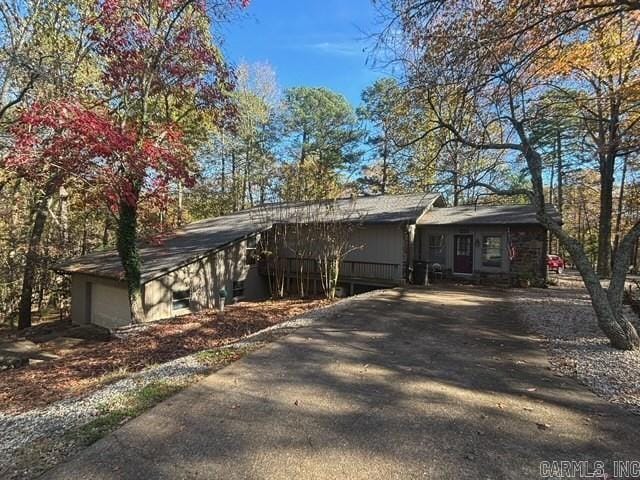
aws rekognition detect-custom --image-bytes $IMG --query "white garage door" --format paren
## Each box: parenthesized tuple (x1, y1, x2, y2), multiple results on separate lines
(91, 282, 131, 329)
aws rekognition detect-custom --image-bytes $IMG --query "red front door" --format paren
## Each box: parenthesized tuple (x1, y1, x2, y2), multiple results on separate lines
(454, 235, 473, 274)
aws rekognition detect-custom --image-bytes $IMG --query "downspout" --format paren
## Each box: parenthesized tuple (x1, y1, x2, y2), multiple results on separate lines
(405, 222, 416, 284)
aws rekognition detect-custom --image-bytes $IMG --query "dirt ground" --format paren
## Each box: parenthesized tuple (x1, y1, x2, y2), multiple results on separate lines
(0, 298, 329, 414)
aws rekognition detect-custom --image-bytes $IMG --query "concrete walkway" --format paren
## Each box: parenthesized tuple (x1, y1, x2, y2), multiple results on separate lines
(44, 287, 640, 479)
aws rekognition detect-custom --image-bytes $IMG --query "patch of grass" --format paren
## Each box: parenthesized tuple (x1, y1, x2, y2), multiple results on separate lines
(71, 411, 128, 446)
(90, 367, 131, 388)
(195, 347, 243, 366)
(69, 381, 186, 446)
(103, 381, 185, 415)
(67, 347, 255, 447)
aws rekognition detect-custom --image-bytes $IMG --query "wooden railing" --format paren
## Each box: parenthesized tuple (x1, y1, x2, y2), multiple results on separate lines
(258, 257, 400, 283)
(340, 260, 399, 281)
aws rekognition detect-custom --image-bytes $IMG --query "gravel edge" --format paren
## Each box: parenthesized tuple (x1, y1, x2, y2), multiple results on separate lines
(509, 278, 640, 416)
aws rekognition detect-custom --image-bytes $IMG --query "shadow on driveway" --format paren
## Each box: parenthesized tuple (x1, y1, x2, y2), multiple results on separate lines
(44, 286, 640, 479)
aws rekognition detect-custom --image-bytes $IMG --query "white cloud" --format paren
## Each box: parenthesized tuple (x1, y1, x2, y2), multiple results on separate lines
(303, 41, 365, 57)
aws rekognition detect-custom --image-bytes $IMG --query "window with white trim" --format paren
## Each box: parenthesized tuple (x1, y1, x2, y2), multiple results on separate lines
(246, 236, 258, 265)
(482, 236, 503, 267)
(427, 234, 446, 264)
(172, 288, 191, 311)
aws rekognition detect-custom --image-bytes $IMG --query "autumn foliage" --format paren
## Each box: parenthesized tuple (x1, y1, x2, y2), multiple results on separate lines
(381, 0, 640, 350)
(1, 0, 249, 328)
(92, 0, 238, 114)
(6, 100, 194, 211)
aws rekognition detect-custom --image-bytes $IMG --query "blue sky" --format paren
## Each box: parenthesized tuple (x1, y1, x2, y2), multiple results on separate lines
(221, 0, 388, 106)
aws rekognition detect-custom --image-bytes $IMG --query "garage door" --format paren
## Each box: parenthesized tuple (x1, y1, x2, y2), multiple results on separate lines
(91, 282, 131, 329)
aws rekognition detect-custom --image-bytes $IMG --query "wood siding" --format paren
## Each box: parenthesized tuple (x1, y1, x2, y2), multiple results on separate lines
(142, 238, 268, 322)
(345, 224, 404, 267)
(278, 223, 406, 283)
(70, 273, 130, 328)
(70, 237, 268, 327)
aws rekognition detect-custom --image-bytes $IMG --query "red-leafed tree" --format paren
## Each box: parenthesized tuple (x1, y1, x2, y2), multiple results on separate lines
(6, 0, 247, 328)
(5, 101, 129, 328)
(7, 99, 195, 327)
(89, 0, 247, 321)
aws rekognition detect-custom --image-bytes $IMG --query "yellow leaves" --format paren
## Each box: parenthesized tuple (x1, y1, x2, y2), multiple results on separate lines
(539, 16, 640, 82)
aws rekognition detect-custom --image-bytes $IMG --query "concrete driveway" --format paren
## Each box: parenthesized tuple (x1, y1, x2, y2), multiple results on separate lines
(45, 286, 640, 479)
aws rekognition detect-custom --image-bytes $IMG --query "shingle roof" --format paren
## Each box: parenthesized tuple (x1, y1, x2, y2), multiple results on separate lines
(417, 204, 561, 226)
(55, 193, 443, 283)
(281, 193, 444, 224)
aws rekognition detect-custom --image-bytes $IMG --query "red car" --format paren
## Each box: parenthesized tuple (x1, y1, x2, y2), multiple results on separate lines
(547, 254, 566, 274)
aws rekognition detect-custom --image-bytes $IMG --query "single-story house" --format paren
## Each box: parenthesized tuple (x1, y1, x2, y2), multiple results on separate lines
(54, 193, 558, 329)
(415, 204, 560, 284)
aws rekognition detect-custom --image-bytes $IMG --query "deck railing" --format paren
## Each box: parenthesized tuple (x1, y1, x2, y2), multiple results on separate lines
(258, 257, 400, 283)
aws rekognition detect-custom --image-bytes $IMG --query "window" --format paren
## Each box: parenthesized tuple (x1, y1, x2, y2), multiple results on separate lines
(232, 280, 245, 298)
(482, 236, 503, 267)
(172, 289, 191, 311)
(427, 234, 446, 264)
(455, 236, 472, 256)
(246, 236, 258, 265)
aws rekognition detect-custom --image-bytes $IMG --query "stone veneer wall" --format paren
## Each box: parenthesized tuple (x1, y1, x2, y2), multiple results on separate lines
(509, 225, 547, 286)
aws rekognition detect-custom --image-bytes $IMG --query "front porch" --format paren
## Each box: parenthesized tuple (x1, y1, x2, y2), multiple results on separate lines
(258, 257, 403, 295)
(414, 224, 548, 286)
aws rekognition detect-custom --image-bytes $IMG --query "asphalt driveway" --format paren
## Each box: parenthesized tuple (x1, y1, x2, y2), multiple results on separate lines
(44, 286, 640, 479)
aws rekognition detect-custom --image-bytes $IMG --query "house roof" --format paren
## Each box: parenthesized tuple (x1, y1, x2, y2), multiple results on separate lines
(55, 193, 443, 283)
(417, 204, 561, 226)
(275, 192, 444, 224)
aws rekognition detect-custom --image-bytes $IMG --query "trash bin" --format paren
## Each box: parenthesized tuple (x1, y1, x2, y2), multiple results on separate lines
(218, 287, 227, 312)
(413, 261, 428, 285)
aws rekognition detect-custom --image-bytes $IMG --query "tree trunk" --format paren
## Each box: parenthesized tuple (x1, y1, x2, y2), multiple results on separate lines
(516, 127, 639, 350)
(177, 181, 184, 226)
(297, 258, 305, 298)
(116, 199, 144, 323)
(452, 152, 460, 206)
(613, 155, 627, 255)
(596, 98, 620, 278)
(102, 216, 112, 248)
(330, 258, 339, 299)
(59, 186, 69, 245)
(243, 147, 250, 209)
(221, 135, 226, 196)
(556, 128, 563, 216)
(231, 150, 238, 211)
(556, 129, 563, 254)
(381, 135, 388, 194)
(597, 152, 615, 277)
(541, 194, 639, 350)
(18, 178, 59, 329)
(548, 158, 554, 205)
(298, 129, 308, 201)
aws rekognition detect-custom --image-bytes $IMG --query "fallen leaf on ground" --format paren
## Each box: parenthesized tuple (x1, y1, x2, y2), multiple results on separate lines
(0, 298, 330, 414)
